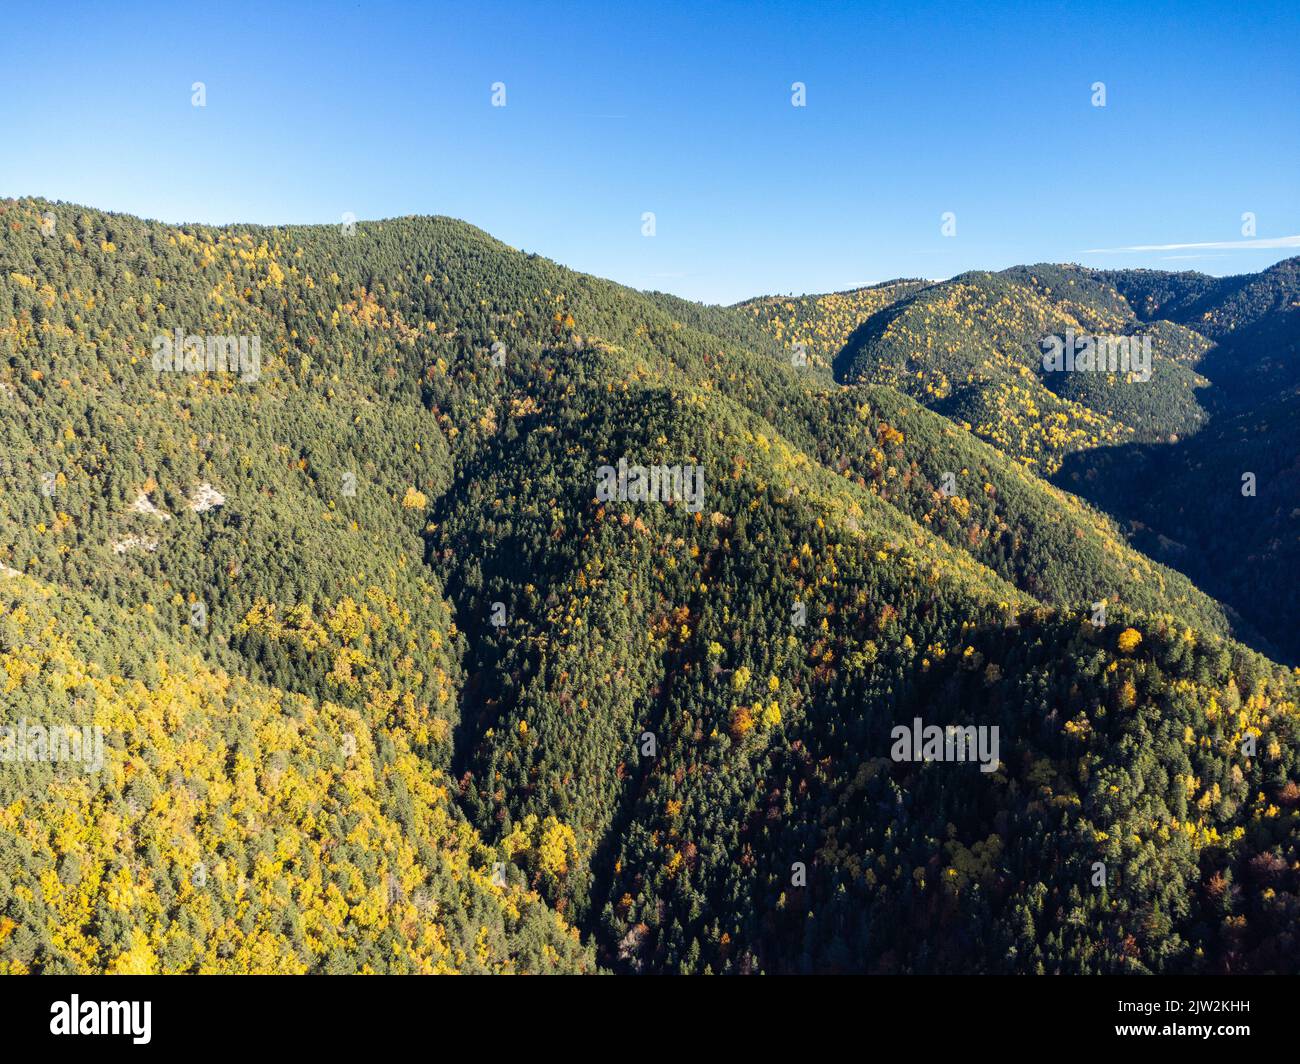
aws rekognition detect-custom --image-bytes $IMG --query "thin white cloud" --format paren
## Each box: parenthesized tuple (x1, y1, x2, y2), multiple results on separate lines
(1084, 235, 1300, 253)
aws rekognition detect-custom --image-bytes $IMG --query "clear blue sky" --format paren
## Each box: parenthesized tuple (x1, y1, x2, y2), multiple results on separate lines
(2, 0, 1297, 303)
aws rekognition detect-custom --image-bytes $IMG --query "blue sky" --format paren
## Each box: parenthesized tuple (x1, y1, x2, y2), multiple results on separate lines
(2, 0, 1297, 303)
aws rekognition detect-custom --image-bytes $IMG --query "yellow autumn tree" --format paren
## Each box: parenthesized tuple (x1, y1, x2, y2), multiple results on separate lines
(1117, 628, 1143, 654)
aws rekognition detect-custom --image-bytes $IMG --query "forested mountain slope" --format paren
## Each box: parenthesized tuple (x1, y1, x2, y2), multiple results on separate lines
(832, 265, 1215, 473)
(0, 570, 593, 973)
(774, 260, 1298, 664)
(1058, 390, 1300, 664)
(732, 281, 929, 377)
(1103, 257, 1300, 412)
(1, 197, 1297, 974)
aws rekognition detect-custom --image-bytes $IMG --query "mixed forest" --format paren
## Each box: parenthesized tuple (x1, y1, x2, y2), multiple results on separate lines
(0, 197, 1297, 973)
